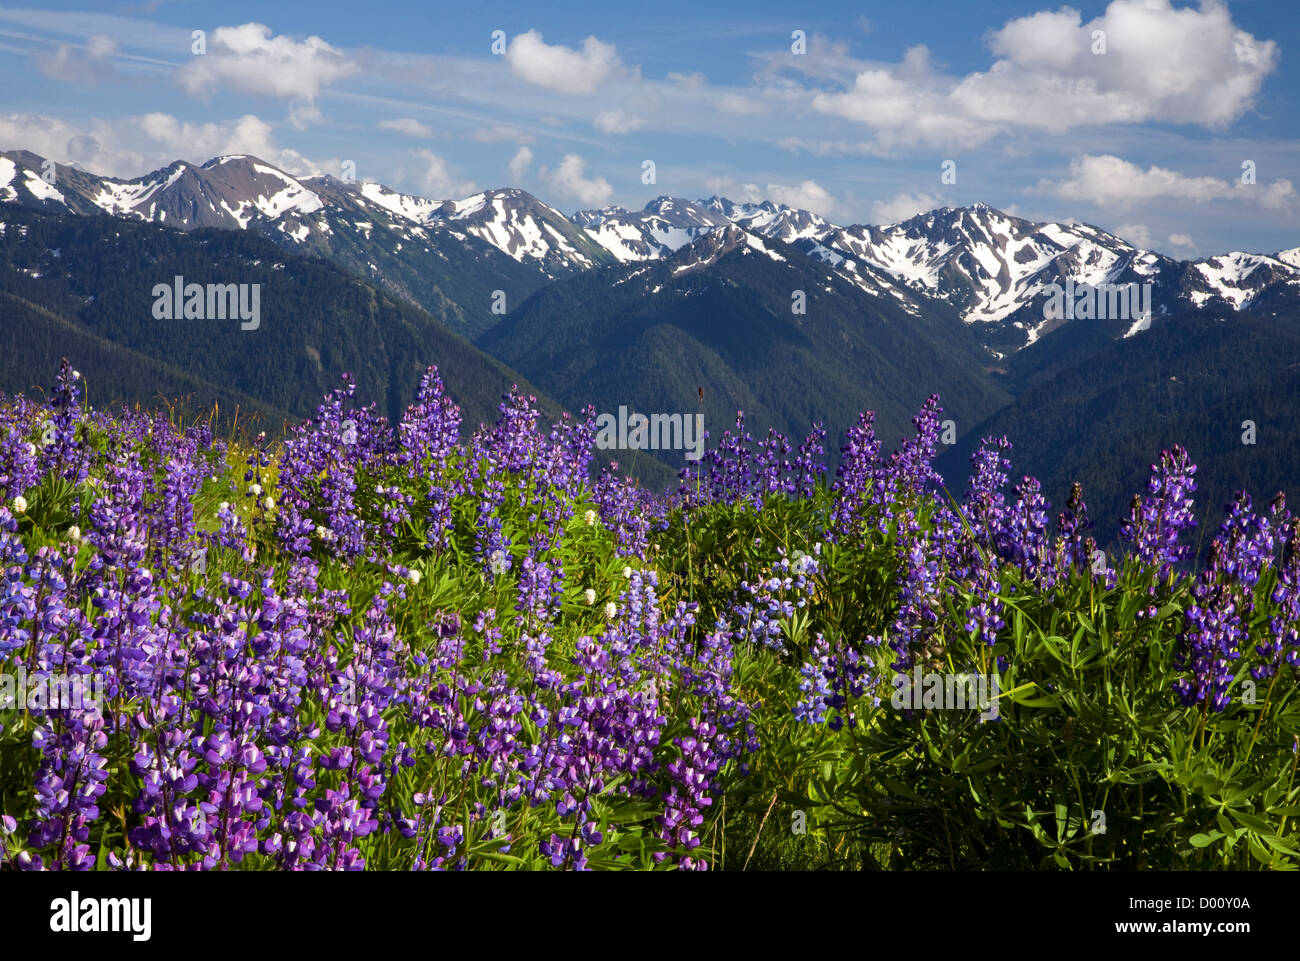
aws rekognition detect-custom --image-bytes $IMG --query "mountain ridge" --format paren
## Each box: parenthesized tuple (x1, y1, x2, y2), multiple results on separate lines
(5, 148, 1297, 357)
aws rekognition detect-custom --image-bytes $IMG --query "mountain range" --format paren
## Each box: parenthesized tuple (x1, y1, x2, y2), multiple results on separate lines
(6, 150, 1299, 349)
(2, 147, 1298, 544)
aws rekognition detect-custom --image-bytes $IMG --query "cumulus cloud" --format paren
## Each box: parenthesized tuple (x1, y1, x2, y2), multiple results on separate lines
(505, 30, 626, 95)
(0, 113, 120, 170)
(1042, 154, 1296, 211)
(1167, 232, 1198, 253)
(872, 191, 947, 223)
(412, 149, 476, 198)
(0, 110, 327, 177)
(701, 176, 838, 217)
(173, 23, 357, 126)
(765, 180, 837, 217)
(378, 117, 432, 138)
(812, 0, 1278, 149)
(140, 112, 328, 173)
(593, 109, 645, 134)
(35, 33, 118, 84)
(1114, 222, 1151, 248)
(539, 153, 612, 206)
(508, 146, 533, 182)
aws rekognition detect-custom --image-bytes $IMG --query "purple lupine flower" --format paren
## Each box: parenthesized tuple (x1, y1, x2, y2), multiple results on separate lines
(1173, 493, 1271, 710)
(1122, 445, 1198, 575)
(830, 411, 882, 543)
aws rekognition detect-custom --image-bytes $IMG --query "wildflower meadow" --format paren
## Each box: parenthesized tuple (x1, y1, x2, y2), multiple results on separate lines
(1, 360, 1297, 871)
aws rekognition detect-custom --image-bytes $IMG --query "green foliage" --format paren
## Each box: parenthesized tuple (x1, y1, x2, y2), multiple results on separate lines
(651, 487, 1300, 870)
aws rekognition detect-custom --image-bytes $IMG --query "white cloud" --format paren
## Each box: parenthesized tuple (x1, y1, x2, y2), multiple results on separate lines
(593, 109, 645, 135)
(0, 111, 328, 177)
(173, 23, 357, 126)
(702, 176, 744, 197)
(35, 33, 117, 84)
(700, 176, 838, 216)
(765, 180, 837, 217)
(505, 30, 626, 95)
(0, 113, 119, 169)
(756, 34, 870, 85)
(138, 112, 318, 170)
(1043, 154, 1296, 211)
(1114, 222, 1151, 248)
(718, 93, 767, 116)
(812, 0, 1278, 149)
(872, 191, 947, 223)
(667, 71, 707, 89)
(378, 118, 432, 138)
(539, 153, 612, 206)
(508, 146, 533, 182)
(412, 149, 476, 198)
(1167, 232, 1197, 253)
(1258, 179, 1300, 210)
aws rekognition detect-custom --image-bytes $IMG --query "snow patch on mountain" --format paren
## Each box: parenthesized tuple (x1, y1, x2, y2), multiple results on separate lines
(358, 182, 441, 224)
(1275, 247, 1300, 270)
(0, 157, 17, 200)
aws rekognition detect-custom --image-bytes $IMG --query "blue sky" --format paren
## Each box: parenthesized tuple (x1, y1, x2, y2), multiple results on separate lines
(1, 0, 1296, 255)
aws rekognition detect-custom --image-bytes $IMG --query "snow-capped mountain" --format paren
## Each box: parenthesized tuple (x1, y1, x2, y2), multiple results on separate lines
(572, 196, 832, 262)
(1178, 251, 1300, 312)
(576, 194, 1299, 353)
(798, 204, 1177, 353)
(573, 195, 927, 311)
(3, 148, 1298, 355)
(639, 222, 789, 277)
(430, 188, 612, 274)
(699, 197, 832, 244)
(0, 150, 571, 338)
(0, 150, 609, 279)
(573, 197, 730, 262)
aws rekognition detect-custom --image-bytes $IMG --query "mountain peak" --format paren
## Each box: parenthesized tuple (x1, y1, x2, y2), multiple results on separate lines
(202, 154, 276, 171)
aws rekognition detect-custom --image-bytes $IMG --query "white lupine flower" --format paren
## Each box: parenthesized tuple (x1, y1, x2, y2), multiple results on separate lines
(315, 524, 331, 540)
(71, 370, 81, 380)
(263, 497, 275, 511)
(604, 602, 617, 620)
(622, 566, 632, 579)
(408, 569, 422, 585)
(10, 496, 27, 514)
(249, 483, 263, 496)
(218, 501, 230, 512)
(583, 588, 596, 606)
(23, 443, 36, 458)
(66, 525, 81, 542)
(584, 509, 596, 526)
